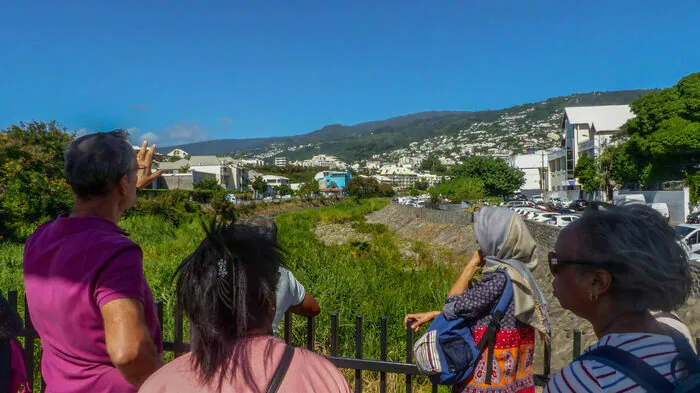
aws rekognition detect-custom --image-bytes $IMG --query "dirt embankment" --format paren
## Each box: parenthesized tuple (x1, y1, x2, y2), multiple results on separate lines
(364, 204, 700, 372)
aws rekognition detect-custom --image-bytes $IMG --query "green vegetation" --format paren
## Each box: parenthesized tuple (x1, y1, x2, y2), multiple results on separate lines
(249, 164, 327, 183)
(613, 72, 700, 202)
(429, 177, 485, 203)
(419, 153, 448, 174)
(573, 155, 599, 193)
(0, 121, 74, 241)
(343, 177, 395, 202)
(449, 156, 525, 198)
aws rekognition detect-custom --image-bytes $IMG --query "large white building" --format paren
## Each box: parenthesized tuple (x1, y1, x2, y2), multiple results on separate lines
(297, 154, 347, 169)
(548, 105, 635, 192)
(379, 166, 418, 189)
(504, 150, 548, 193)
(157, 155, 250, 191)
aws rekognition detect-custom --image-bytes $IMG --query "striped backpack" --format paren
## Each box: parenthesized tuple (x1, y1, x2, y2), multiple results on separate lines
(413, 271, 513, 385)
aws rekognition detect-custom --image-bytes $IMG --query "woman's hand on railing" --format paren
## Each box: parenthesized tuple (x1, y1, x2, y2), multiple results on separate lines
(404, 311, 440, 333)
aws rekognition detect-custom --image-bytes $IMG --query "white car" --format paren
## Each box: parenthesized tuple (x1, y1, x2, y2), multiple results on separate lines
(648, 202, 670, 222)
(532, 194, 545, 204)
(530, 212, 558, 223)
(675, 224, 700, 255)
(549, 214, 580, 228)
(559, 200, 572, 209)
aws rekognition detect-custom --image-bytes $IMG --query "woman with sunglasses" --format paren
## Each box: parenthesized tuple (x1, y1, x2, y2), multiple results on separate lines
(544, 203, 696, 393)
(406, 207, 550, 393)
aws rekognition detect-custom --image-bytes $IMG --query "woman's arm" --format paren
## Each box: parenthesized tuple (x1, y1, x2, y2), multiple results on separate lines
(447, 250, 484, 297)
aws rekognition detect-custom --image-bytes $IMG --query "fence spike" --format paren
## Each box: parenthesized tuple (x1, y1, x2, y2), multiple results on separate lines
(405, 318, 414, 393)
(380, 316, 388, 393)
(355, 314, 363, 393)
(331, 312, 339, 357)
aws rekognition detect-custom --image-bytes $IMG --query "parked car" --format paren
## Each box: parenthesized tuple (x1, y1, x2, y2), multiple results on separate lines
(687, 212, 700, 224)
(675, 224, 700, 255)
(532, 194, 545, 204)
(559, 199, 572, 209)
(530, 212, 557, 223)
(647, 202, 670, 222)
(613, 194, 646, 206)
(570, 200, 589, 211)
(549, 214, 580, 228)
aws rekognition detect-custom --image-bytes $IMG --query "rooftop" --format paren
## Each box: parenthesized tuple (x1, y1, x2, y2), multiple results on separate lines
(563, 105, 635, 132)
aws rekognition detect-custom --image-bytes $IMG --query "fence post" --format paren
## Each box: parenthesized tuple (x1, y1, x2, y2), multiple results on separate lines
(380, 316, 387, 393)
(405, 319, 414, 393)
(23, 297, 36, 391)
(284, 312, 292, 345)
(174, 304, 184, 358)
(572, 329, 582, 359)
(697, 338, 700, 356)
(355, 314, 363, 393)
(544, 338, 551, 378)
(8, 290, 18, 312)
(156, 301, 164, 335)
(331, 313, 339, 357)
(306, 317, 315, 352)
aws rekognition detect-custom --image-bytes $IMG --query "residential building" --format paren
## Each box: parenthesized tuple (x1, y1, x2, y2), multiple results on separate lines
(274, 157, 288, 167)
(379, 166, 418, 190)
(312, 155, 347, 169)
(366, 160, 382, 170)
(417, 173, 442, 187)
(504, 151, 548, 194)
(314, 171, 353, 192)
(156, 155, 250, 191)
(399, 156, 423, 168)
(237, 158, 265, 167)
(547, 105, 635, 192)
(166, 148, 189, 158)
(155, 171, 216, 190)
(262, 175, 290, 187)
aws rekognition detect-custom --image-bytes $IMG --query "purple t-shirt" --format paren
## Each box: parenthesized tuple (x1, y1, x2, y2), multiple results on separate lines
(23, 214, 162, 393)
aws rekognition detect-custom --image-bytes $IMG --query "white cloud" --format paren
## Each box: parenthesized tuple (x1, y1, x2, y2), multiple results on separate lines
(140, 132, 160, 142)
(162, 121, 208, 144)
(75, 128, 88, 137)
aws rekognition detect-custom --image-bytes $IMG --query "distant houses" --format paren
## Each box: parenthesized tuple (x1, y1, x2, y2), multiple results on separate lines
(154, 155, 250, 191)
(166, 148, 189, 159)
(315, 171, 352, 193)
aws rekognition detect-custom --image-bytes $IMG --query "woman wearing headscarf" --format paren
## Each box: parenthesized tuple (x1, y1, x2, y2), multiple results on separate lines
(406, 207, 550, 393)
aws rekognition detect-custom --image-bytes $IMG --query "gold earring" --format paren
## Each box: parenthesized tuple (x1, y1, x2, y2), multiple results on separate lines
(588, 292, 599, 302)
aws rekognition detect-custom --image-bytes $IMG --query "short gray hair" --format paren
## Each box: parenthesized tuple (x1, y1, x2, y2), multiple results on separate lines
(577, 203, 691, 312)
(64, 130, 136, 199)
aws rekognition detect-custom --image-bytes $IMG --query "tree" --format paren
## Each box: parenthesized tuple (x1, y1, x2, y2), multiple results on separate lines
(0, 121, 74, 240)
(420, 154, 447, 174)
(429, 177, 485, 203)
(297, 181, 320, 196)
(450, 157, 525, 197)
(193, 177, 221, 191)
(344, 176, 382, 202)
(573, 155, 600, 193)
(615, 72, 700, 200)
(251, 176, 268, 197)
(179, 163, 191, 172)
(415, 180, 429, 191)
(409, 189, 420, 197)
(275, 184, 293, 196)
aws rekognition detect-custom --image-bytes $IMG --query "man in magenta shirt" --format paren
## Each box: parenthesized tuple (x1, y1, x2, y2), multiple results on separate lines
(23, 130, 163, 392)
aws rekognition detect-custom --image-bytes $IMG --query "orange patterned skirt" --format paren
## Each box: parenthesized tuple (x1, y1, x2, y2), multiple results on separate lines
(454, 326, 536, 393)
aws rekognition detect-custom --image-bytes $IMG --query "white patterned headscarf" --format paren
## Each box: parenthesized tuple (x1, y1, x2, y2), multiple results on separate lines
(474, 207, 550, 338)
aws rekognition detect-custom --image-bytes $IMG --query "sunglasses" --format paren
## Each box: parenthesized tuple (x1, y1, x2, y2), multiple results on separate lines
(547, 251, 617, 275)
(131, 165, 147, 173)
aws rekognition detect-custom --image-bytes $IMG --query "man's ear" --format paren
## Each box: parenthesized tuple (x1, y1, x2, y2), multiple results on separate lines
(118, 175, 130, 196)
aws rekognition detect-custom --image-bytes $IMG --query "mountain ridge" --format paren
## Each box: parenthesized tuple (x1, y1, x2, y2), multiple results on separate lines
(158, 89, 653, 161)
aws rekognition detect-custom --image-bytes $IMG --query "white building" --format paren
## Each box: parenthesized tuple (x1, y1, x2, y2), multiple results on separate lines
(366, 160, 382, 170)
(504, 151, 548, 193)
(299, 154, 347, 169)
(166, 148, 189, 158)
(262, 175, 290, 187)
(237, 158, 265, 167)
(417, 173, 443, 187)
(548, 105, 635, 192)
(157, 155, 250, 191)
(379, 166, 418, 190)
(370, 174, 393, 185)
(274, 157, 288, 167)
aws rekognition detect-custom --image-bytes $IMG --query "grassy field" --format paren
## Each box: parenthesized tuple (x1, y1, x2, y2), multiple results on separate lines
(0, 199, 457, 392)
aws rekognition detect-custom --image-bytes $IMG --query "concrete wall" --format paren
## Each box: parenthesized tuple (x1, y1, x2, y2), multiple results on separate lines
(617, 188, 690, 224)
(156, 171, 215, 190)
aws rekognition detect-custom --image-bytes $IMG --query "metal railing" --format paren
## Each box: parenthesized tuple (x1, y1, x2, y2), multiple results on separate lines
(9, 290, 698, 393)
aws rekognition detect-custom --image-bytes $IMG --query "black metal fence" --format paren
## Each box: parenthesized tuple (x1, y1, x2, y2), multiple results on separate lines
(6, 290, 700, 393)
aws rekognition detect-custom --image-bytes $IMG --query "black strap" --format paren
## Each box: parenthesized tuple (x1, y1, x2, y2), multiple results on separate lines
(475, 310, 505, 385)
(0, 339, 10, 393)
(578, 346, 674, 393)
(266, 345, 295, 393)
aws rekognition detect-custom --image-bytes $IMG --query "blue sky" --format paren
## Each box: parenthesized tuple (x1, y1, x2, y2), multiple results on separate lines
(1, 1, 698, 147)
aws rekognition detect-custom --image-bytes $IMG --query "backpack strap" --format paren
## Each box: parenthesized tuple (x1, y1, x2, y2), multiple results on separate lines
(578, 346, 673, 393)
(476, 271, 514, 385)
(668, 330, 700, 377)
(265, 345, 295, 393)
(0, 339, 10, 393)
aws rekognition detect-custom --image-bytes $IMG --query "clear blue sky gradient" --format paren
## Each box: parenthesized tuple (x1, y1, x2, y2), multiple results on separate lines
(1, 0, 698, 146)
